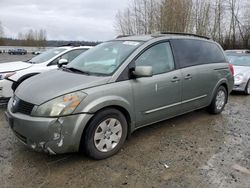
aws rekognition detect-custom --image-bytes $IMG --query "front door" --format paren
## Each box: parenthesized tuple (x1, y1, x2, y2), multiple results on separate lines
(131, 42, 182, 127)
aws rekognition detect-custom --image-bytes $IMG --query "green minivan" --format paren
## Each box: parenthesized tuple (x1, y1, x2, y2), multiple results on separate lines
(6, 33, 234, 159)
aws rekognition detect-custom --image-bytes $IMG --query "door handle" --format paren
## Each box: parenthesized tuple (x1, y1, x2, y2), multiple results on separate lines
(171, 76, 180, 83)
(184, 74, 192, 80)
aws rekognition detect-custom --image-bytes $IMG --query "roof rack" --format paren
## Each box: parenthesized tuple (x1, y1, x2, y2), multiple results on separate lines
(116, 35, 132, 39)
(152, 32, 210, 40)
(225, 49, 250, 54)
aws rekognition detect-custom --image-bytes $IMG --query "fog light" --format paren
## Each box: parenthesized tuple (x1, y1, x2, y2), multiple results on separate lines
(30, 143, 37, 149)
(53, 132, 60, 140)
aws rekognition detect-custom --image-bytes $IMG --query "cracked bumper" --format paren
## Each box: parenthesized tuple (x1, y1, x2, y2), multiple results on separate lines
(6, 98, 93, 154)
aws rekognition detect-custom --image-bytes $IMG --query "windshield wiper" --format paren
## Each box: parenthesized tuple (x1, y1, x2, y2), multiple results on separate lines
(62, 67, 90, 75)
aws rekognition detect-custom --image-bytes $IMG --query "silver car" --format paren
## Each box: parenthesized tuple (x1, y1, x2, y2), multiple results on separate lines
(6, 33, 234, 159)
(225, 50, 250, 94)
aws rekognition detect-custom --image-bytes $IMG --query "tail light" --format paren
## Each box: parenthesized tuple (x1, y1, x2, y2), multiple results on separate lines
(229, 63, 234, 76)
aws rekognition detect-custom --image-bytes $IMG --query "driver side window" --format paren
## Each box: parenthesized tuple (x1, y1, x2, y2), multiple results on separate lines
(49, 57, 60, 65)
(135, 42, 175, 75)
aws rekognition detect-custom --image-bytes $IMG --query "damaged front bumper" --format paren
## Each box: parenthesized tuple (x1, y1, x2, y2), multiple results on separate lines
(233, 82, 247, 92)
(5, 98, 93, 154)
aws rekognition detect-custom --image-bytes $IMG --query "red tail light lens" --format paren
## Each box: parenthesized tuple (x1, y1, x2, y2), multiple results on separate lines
(229, 63, 234, 76)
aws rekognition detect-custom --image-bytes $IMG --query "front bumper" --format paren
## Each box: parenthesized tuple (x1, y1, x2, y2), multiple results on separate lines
(6, 98, 93, 154)
(233, 81, 247, 92)
(0, 97, 10, 106)
(0, 79, 13, 99)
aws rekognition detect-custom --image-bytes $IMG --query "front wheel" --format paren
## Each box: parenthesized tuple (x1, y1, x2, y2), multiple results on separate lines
(82, 108, 128, 160)
(244, 80, 250, 95)
(207, 86, 228, 114)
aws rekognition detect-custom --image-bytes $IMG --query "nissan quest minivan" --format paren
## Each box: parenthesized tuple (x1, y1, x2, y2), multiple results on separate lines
(5, 33, 234, 159)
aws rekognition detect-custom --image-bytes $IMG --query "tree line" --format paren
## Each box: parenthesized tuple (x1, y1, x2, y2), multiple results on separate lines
(115, 0, 250, 49)
(0, 21, 4, 45)
(17, 29, 47, 47)
(0, 22, 47, 47)
(0, 22, 99, 47)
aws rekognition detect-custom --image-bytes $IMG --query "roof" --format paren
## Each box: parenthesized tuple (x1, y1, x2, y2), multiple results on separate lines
(115, 35, 153, 42)
(58, 46, 92, 50)
(115, 32, 210, 42)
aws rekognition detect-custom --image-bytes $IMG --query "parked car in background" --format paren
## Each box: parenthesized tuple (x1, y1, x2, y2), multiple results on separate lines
(0, 46, 91, 104)
(5, 33, 234, 159)
(8, 49, 27, 55)
(225, 50, 250, 94)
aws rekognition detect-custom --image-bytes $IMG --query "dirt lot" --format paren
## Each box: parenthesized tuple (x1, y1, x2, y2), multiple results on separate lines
(0, 55, 250, 188)
(0, 53, 35, 63)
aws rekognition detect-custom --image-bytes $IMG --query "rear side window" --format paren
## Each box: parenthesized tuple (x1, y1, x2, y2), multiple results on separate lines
(171, 39, 226, 68)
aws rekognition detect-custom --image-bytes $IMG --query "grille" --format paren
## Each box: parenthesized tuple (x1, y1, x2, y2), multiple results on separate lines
(12, 96, 35, 115)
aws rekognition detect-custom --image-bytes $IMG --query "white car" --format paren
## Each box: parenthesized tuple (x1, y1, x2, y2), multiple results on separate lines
(225, 50, 250, 94)
(0, 46, 91, 103)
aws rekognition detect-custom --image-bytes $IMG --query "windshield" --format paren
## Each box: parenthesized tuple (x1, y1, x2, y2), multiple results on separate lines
(28, 48, 67, 64)
(66, 41, 142, 75)
(226, 54, 250, 67)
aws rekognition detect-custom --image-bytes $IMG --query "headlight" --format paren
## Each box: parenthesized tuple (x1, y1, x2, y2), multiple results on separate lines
(234, 74, 244, 83)
(32, 91, 87, 117)
(0, 72, 16, 80)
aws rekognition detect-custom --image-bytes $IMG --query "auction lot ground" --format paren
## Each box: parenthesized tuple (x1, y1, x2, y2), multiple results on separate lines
(0, 53, 35, 63)
(0, 54, 250, 188)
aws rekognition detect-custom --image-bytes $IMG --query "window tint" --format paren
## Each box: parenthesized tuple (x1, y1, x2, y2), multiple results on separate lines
(171, 39, 226, 68)
(135, 42, 175, 75)
(48, 49, 87, 66)
(49, 57, 60, 65)
(29, 48, 67, 64)
(61, 49, 87, 63)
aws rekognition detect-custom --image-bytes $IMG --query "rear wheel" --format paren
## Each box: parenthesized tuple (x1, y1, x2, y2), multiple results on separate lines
(244, 80, 250, 95)
(82, 108, 127, 160)
(208, 86, 227, 114)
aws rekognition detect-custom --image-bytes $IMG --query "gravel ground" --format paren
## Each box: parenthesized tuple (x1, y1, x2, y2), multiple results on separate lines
(0, 55, 250, 188)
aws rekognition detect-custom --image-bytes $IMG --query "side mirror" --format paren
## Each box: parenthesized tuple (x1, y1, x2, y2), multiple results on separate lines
(58, 59, 68, 67)
(133, 66, 153, 78)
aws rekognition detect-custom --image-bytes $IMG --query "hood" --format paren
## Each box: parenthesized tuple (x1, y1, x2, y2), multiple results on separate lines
(233, 65, 250, 76)
(0, 61, 32, 72)
(15, 69, 111, 105)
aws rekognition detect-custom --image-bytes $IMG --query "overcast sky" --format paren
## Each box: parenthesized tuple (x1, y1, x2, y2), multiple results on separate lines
(0, 0, 128, 41)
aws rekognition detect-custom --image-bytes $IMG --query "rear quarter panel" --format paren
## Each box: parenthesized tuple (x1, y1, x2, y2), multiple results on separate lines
(210, 62, 234, 103)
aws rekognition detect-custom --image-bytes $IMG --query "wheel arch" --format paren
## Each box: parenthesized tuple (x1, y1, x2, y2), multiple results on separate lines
(78, 105, 133, 152)
(210, 79, 229, 104)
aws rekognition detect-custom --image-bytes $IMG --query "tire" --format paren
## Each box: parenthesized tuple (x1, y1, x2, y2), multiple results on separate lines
(244, 80, 250, 95)
(82, 108, 128, 160)
(207, 86, 228, 114)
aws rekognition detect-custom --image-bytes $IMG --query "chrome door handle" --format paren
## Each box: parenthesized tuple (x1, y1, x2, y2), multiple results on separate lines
(184, 74, 192, 80)
(171, 77, 180, 83)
